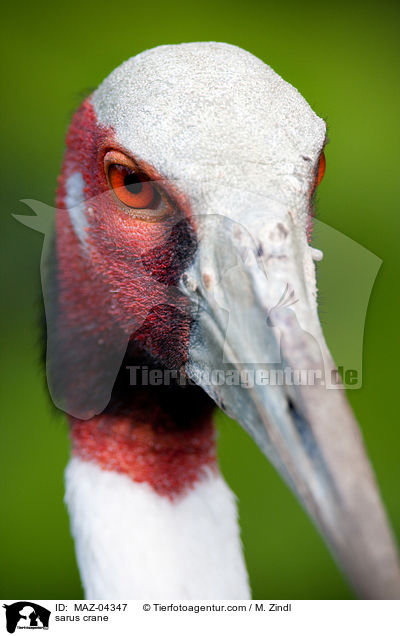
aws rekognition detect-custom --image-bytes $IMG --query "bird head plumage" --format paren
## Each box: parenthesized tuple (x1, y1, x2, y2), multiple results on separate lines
(43, 42, 400, 598)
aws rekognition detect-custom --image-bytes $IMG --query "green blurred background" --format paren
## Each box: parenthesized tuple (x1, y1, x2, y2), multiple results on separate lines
(1, 0, 399, 600)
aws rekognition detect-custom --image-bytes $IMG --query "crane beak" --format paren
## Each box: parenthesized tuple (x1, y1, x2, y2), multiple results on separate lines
(182, 205, 400, 599)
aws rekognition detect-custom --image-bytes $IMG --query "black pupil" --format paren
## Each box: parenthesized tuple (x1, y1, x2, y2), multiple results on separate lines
(124, 171, 143, 195)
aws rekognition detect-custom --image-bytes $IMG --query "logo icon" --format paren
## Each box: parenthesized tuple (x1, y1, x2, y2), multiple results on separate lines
(2, 602, 50, 633)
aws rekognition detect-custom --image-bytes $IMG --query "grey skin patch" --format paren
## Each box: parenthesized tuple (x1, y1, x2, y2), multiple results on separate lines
(65, 172, 87, 245)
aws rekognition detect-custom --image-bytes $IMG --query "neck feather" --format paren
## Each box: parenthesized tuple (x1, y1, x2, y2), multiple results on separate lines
(65, 454, 250, 599)
(66, 370, 250, 598)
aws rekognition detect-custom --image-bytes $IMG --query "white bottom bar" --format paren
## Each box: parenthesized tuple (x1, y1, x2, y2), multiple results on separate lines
(1, 600, 399, 636)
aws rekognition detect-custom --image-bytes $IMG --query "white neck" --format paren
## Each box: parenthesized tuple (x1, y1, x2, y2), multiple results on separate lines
(65, 457, 250, 599)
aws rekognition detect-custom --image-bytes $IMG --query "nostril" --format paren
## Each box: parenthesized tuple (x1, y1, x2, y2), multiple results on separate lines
(287, 397, 296, 416)
(287, 396, 305, 433)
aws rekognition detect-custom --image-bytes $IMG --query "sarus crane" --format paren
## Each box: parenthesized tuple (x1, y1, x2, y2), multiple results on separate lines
(44, 42, 400, 599)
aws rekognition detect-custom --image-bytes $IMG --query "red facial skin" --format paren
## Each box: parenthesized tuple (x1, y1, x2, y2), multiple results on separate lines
(306, 150, 326, 242)
(55, 98, 217, 498)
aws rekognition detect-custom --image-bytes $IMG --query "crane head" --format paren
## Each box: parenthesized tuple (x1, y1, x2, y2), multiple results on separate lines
(50, 42, 400, 598)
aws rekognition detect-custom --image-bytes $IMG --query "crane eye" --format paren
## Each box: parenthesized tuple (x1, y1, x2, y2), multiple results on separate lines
(108, 164, 160, 209)
(316, 151, 326, 186)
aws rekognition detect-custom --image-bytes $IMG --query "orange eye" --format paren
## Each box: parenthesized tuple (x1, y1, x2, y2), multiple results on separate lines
(316, 151, 326, 186)
(108, 164, 159, 209)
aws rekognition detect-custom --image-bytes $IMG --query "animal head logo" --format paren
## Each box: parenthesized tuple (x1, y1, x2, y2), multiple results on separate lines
(2, 602, 51, 633)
